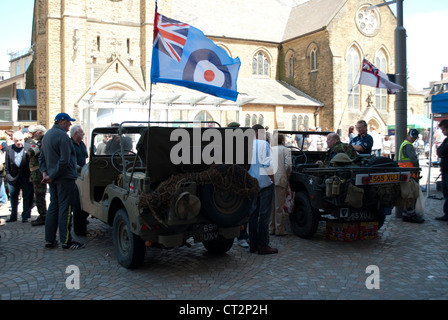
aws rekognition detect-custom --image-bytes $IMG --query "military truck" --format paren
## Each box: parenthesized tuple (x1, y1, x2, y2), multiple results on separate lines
(281, 130, 421, 239)
(76, 122, 258, 268)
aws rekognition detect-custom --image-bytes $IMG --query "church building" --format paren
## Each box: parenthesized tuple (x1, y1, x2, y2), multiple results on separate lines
(31, 0, 424, 144)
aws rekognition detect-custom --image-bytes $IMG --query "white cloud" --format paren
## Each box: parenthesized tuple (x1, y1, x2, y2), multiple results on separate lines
(406, 11, 448, 90)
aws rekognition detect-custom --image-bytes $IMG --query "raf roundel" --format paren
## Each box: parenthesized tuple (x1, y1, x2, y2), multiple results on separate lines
(194, 60, 226, 87)
(183, 49, 232, 89)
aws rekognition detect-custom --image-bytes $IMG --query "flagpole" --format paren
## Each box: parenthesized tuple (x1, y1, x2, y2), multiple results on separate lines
(143, 0, 157, 192)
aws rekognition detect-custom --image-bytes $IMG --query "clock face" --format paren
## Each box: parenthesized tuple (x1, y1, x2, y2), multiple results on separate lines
(356, 5, 381, 36)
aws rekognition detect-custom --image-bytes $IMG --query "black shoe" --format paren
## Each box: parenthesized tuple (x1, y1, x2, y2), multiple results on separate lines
(258, 246, 279, 255)
(62, 241, 85, 250)
(22, 218, 29, 223)
(402, 215, 425, 224)
(435, 215, 448, 221)
(31, 216, 46, 226)
(6, 218, 17, 223)
(45, 240, 58, 249)
(249, 247, 258, 253)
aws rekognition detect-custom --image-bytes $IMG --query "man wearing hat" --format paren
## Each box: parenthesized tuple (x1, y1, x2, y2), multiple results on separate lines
(27, 125, 47, 226)
(397, 129, 424, 224)
(39, 113, 84, 249)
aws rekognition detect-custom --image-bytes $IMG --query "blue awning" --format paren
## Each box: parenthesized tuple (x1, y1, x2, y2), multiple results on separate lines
(432, 92, 448, 114)
(17, 89, 36, 106)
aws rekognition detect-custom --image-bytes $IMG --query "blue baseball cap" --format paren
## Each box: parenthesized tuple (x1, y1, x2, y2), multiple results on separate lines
(54, 112, 76, 122)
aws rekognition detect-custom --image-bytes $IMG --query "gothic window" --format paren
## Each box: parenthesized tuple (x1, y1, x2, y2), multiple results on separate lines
(375, 51, 388, 112)
(310, 47, 318, 71)
(289, 55, 294, 77)
(347, 47, 360, 110)
(307, 43, 318, 72)
(258, 114, 264, 126)
(252, 52, 270, 77)
(252, 114, 257, 126)
(304, 115, 310, 130)
(245, 114, 251, 127)
(298, 115, 303, 128)
(292, 115, 297, 131)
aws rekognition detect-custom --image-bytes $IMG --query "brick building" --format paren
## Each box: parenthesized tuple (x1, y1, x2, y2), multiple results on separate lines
(31, 0, 424, 145)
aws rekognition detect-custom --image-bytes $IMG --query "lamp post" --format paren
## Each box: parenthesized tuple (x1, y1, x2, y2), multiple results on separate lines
(394, 0, 407, 157)
(370, 0, 407, 155)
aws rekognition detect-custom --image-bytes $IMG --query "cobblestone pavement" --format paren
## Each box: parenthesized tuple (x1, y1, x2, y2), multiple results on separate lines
(1, 162, 447, 302)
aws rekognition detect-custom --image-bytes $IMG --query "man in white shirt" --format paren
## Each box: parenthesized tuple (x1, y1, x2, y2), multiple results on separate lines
(248, 124, 278, 255)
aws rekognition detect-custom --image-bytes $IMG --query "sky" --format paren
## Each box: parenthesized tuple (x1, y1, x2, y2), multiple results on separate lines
(0, 0, 447, 91)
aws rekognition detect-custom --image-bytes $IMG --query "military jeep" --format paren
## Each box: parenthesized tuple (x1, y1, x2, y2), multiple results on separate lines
(76, 122, 258, 268)
(280, 130, 421, 239)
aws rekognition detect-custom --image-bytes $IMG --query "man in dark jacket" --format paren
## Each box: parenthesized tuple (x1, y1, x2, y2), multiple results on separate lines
(5, 131, 34, 223)
(435, 120, 448, 221)
(39, 112, 84, 249)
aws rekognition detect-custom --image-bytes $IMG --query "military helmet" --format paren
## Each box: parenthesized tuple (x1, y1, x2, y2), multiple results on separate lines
(330, 153, 353, 164)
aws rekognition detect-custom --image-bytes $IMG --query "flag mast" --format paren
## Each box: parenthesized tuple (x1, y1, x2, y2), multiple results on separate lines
(144, 0, 158, 190)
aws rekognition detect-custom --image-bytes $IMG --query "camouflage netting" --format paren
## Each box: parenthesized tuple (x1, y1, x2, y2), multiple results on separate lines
(138, 164, 260, 212)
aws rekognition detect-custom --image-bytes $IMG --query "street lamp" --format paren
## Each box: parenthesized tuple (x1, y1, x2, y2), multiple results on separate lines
(369, 0, 407, 156)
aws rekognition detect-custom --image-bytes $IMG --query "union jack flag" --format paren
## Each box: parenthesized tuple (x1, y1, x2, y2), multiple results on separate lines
(362, 59, 379, 76)
(153, 12, 190, 62)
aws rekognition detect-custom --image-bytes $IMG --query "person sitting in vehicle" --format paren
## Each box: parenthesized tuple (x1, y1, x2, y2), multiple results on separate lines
(351, 120, 373, 155)
(105, 123, 133, 155)
(318, 133, 358, 167)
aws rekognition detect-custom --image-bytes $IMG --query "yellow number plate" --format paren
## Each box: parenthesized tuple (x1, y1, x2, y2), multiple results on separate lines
(370, 173, 400, 184)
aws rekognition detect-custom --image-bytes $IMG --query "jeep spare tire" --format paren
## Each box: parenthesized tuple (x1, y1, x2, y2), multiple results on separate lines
(200, 184, 252, 227)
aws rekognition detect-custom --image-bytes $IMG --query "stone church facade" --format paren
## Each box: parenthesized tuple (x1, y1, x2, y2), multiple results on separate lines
(32, 0, 424, 144)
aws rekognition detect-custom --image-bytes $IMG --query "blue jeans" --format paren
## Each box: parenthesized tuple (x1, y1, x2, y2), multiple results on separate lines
(442, 173, 448, 215)
(8, 179, 34, 221)
(249, 183, 274, 249)
(0, 179, 8, 203)
(45, 179, 75, 244)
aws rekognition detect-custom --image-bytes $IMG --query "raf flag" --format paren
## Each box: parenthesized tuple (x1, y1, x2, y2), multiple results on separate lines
(358, 58, 403, 94)
(150, 11, 241, 101)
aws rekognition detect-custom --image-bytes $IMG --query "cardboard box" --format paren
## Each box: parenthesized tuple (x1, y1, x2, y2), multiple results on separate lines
(326, 222, 359, 242)
(359, 222, 378, 240)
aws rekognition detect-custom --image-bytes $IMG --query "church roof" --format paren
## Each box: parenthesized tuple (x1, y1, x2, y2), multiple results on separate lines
(171, 0, 347, 43)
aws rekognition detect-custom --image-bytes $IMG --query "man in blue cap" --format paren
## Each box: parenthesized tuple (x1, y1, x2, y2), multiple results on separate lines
(39, 112, 84, 249)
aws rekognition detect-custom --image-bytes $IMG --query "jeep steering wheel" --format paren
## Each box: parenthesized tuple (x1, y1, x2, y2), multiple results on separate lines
(111, 150, 143, 173)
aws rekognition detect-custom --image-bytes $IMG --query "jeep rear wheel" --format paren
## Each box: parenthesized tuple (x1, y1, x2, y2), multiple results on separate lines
(113, 208, 146, 269)
(200, 184, 252, 227)
(203, 236, 234, 254)
(290, 191, 319, 239)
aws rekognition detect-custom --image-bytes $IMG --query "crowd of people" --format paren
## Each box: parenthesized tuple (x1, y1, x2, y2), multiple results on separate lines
(0, 112, 86, 250)
(1, 116, 447, 253)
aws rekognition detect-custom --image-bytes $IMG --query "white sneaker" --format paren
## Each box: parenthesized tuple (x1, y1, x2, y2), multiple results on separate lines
(238, 239, 249, 248)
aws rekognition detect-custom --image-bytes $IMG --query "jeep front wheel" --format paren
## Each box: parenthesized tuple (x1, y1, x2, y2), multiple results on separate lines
(290, 191, 319, 239)
(112, 208, 146, 269)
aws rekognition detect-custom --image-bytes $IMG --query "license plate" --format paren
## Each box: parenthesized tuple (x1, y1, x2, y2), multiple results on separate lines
(339, 208, 375, 220)
(355, 172, 403, 185)
(203, 224, 219, 241)
(370, 173, 400, 184)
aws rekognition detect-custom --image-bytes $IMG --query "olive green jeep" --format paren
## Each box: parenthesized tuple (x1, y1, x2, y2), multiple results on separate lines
(76, 122, 258, 268)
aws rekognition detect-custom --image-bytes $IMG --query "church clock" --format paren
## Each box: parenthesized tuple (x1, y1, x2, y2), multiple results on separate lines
(355, 5, 381, 37)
